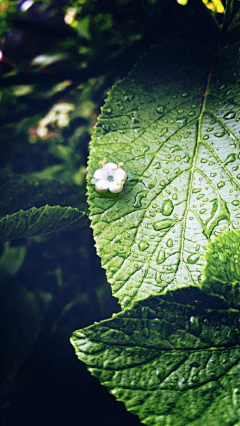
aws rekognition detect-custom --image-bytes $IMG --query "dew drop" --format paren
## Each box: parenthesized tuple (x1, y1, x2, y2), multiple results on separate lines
(203, 135, 209, 140)
(214, 131, 226, 138)
(187, 253, 200, 264)
(171, 144, 182, 153)
(156, 105, 165, 114)
(232, 200, 239, 206)
(163, 169, 170, 174)
(175, 155, 181, 162)
(162, 199, 174, 216)
(167, 238, 173, 248)
(189, 315, 201, 333)
(117, 247, 130, 259)
(181, 92, 189, 98)
(159, 127, 168, 137)
(138, 241, 149, 251)
(133, 191, 148, 208)
(176, 117, 187, 125)
(223, 111, 236, 120)
(156, 368, 163, 379)
(124, 94, 135, 102)
(155, 271, 162, 283)
(156, 249, 166, 264)
(153, 219, 173, 231)
(224, 153, 236, 165)
(217, 181, 225, 189)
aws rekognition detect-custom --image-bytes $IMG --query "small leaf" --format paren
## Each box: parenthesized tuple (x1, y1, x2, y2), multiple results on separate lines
(0, 205, 87, 242)
(71, 287, 240, 426)
(202, 229, 240, 308)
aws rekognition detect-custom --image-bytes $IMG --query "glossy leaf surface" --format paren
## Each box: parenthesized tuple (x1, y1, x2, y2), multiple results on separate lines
(71, 286, 240, 426)
(88, 42, 240, 307)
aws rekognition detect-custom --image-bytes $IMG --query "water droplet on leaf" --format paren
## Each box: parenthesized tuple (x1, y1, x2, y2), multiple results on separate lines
(162, 199, 174, 216)
(139, 241, 149, 251)
(153, 219, 173, 231)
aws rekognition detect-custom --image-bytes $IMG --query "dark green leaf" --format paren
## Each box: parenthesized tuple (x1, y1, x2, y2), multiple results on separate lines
(71, 287, 240, 426)
(0, 205, 87, 242)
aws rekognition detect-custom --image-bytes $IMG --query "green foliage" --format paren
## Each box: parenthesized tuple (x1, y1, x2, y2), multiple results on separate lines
(202, 229, 240, 307)
(1, 0, 240, 424)
(87, 41, 240, 307)
(71, 231, 240, 426)
(0, 205, 87, 242)
(71, 290, 240, 425)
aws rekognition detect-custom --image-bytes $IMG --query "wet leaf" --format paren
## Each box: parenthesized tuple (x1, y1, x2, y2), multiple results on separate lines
(202, 229, 240, 308)
(88, 41, 240, 307)
(71, 286, 240, 426)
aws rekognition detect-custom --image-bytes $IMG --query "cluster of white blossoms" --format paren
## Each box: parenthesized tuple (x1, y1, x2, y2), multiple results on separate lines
(91, 157, 127, 193)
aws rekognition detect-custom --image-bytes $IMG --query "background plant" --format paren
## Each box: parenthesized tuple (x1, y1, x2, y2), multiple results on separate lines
(0, 0, 239, 425)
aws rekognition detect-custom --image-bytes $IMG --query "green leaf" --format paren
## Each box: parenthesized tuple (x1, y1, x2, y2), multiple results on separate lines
(0, 205, 87, 242)
(71, 286, 240, 426)
(88, 41, 240, 307)
(202, 229, 240, 308)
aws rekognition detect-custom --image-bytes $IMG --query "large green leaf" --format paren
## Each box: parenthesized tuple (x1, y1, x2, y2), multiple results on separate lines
(0, 205, 87, 242)
(71, 286, 240, 426)
(88, 41, 240, 307)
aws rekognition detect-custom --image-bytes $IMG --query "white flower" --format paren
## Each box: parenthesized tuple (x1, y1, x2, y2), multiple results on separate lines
(91, 158, 127, 193)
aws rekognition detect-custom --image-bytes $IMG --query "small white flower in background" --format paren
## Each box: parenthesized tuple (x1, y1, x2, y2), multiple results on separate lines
(91, 157, 127, 193)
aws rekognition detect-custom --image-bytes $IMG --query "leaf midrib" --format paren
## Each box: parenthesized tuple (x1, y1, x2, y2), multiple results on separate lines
(179, 66, 213, 265)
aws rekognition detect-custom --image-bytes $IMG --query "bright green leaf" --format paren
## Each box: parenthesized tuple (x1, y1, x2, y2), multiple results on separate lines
(71, 286, 240, 426)
(88, 41, 240, 307)
(202, 229, 240, 308)
(0, 205, 87, 242)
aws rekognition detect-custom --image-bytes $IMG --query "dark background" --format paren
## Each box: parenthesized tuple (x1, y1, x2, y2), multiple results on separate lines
(0, 1, 238, 425)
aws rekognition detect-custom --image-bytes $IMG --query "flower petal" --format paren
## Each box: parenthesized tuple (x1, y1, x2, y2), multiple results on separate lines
(102, 163, 118, 176)
(93, 168, 108, 180)
(109, 181, 124, 193)
(91, 178, 98, 184)
(95, 179, 109, 192)
(112, 167, 127, 182)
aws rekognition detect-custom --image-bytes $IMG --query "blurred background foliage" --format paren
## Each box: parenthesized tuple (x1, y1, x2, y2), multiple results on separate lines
(0, 0, 239, 425)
